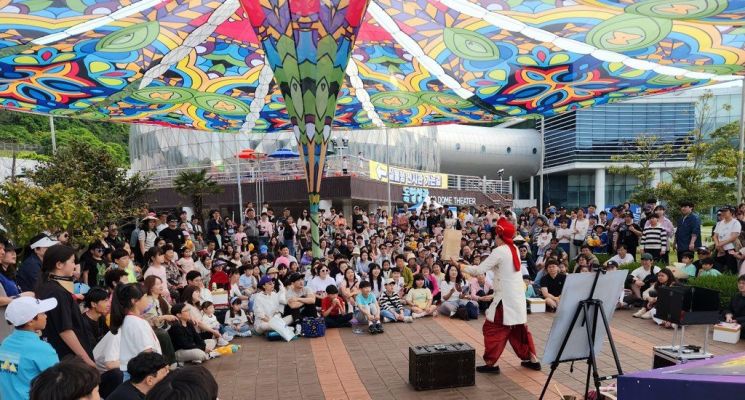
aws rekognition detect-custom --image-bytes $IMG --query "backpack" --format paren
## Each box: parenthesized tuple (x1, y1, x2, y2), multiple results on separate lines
(300, 316, 326, 338)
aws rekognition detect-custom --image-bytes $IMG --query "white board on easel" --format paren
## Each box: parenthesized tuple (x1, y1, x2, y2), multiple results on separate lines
(541, 270, 628, 364)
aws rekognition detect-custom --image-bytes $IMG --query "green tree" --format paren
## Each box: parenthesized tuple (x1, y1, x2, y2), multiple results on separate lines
(608, 135, 674, 204)
(174, 169, 223, 221)
(0, 109, 130, 163)
(0, 181, 95, 246)
(25, 137, 151, 227)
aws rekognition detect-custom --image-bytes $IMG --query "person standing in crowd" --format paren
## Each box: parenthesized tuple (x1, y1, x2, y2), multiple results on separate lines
(640, 214, 667, 262)
(675, 201, 701, 262)
(35, 245, 96, 368)
(159, 215, 184, 250)
(568, 208, 589, 261)
(456, 218, 541, 374)
(616, 211, 642, 260)
(0, 296, 59, 400)
(714, 205, 741, 274)
(17, 234, 58, 292)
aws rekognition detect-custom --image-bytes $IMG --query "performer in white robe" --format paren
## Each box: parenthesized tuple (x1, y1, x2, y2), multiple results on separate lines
(457, 217, 541, 373)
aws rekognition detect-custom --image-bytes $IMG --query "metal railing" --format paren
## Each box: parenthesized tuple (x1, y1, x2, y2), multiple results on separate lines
(139, 155, 512, 195)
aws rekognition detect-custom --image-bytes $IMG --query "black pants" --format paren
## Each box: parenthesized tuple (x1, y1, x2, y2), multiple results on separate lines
(476, 289, 494, 312)
(716, 252, 738, 274)
(99, 368, 123, 398)
(646, 248, 662, 262)
(324, 313, 353, 328)
(283, 304, 318, 324)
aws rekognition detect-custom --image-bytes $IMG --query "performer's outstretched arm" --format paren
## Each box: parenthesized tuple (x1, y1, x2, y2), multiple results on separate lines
(459, 251, 500, 277)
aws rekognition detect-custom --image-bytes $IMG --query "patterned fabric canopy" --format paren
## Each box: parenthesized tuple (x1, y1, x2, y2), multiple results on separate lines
(0, 0, 743, 133)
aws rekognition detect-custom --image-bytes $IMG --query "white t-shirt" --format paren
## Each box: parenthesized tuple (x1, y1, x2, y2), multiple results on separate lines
(714, 219, 742, 251)
(631, 266, 661, 282)
(555, 227, 572, 243)
(608, 253, 635, 266)
(570, 218, 590, 241)
(119, 315, 162, 372)
(309, 276, 337, 294)
(93, 331, 120, 373)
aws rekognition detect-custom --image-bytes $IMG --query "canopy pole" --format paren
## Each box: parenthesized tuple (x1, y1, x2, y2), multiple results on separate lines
(236, 158, 243, 224)
(386, 127, 391, 214)
(49, 116, 56, 155)
(539, 116, 545, 212)
(737, 80, 745, 204)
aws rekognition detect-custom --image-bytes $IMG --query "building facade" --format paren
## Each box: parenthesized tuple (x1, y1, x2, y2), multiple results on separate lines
(516, 82, 744, 211)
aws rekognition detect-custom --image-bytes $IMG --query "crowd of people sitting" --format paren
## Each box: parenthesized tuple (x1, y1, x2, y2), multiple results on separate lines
(2, 198, 745, 399)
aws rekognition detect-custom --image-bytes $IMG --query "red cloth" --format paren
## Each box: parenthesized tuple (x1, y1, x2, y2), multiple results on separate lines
(494, 218, 521, 271)
(321, 296, 346, 317)
(209, 271, 229, 289)
(482, 303, 536, 366)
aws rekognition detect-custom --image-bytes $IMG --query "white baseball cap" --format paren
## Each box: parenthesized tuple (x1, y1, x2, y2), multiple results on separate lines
(30, 236, 58, 249)
(5, 297, 58, 326)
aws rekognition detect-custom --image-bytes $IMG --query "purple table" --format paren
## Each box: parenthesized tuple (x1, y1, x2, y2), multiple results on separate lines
(618, 352, 745, 400)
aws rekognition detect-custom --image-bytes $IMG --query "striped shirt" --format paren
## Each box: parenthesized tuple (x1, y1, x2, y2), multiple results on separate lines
(641, 226, 667, 251)
(379, 291, 404, 312)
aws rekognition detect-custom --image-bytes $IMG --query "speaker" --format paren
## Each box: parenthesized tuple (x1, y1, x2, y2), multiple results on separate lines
(656, 285, 720, 325)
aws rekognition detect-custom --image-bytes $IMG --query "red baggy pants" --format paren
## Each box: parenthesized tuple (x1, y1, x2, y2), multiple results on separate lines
(482, 303, 536, 366)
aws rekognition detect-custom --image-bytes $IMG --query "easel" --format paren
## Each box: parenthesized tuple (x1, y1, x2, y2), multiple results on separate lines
(539, 267, 624, 400)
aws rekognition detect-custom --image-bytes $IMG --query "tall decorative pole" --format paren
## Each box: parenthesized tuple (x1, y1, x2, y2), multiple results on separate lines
(241, 0, 370, 257)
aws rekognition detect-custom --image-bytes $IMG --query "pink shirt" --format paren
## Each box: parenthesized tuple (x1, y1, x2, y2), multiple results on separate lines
(468, 277, 493, 301)
(144, 264, 171, 302)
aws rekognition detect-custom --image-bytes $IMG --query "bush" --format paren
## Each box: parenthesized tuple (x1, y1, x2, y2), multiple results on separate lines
(688, 274, 739, 310)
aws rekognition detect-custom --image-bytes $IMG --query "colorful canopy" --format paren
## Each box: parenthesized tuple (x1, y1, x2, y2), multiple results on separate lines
(0, 0, 743, 133)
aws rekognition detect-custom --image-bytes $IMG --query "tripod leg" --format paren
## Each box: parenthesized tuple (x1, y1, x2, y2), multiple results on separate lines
(589, 303, 602, 396)
(539, 364, 559, 400)
(598, 299, 624, 375)
(540, 304, 587, 400)
(582, 302, 603, 399)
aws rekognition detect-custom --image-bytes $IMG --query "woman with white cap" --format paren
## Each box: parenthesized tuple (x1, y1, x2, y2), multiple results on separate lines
(16, 233, 58, 292)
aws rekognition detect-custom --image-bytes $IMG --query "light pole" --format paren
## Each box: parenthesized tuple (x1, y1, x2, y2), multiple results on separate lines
(539, 116, 545, 212)
(236, 157, 243, 223)
(737, 80, 745, 204)
(386, 127, 391, 214)
(49, 116, 56, 155)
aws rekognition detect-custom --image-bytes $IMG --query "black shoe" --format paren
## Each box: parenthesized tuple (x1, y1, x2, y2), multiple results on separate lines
(368, 324, 377, 334)
(521, 361, 542, 371)
(476, 365, 500, 374)
(375, 322, 384, 333)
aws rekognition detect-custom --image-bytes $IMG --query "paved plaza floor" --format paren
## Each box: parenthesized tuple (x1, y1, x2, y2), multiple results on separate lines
(204, 310, 745, 400)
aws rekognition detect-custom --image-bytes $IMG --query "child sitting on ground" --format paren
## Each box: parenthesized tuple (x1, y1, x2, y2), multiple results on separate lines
(321, 285, 353, 328)
(379, 278, 413, 323)
(169, 303, 219, 364)
(200, 301, 232, 343)
(355, 281, 384, 334)
(223, 297, 252, 338)
(405, 274, 438, 318)
(698, 258, 722, 277)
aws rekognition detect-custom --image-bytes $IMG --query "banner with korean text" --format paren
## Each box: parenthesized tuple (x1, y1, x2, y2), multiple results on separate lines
(368, 160, 448, 189)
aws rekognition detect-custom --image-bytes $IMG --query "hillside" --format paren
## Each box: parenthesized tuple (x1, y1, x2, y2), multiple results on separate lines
(0, 109, 130, 165)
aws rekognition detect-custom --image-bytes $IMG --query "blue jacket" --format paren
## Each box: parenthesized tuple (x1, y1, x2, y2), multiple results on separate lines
(675, 213, 702, 250)
(16, 254, 42, 293)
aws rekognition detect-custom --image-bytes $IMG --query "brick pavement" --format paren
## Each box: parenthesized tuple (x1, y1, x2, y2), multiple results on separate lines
(204, 309, 745, 400)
